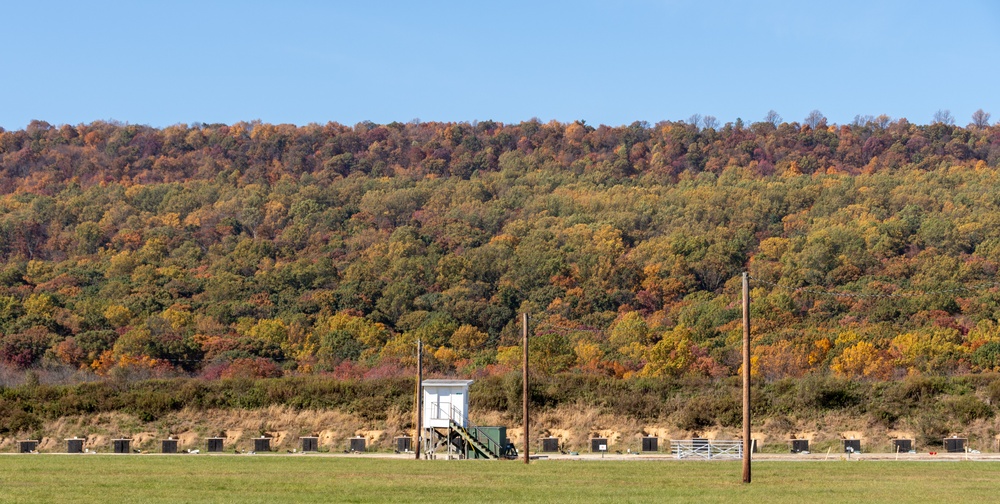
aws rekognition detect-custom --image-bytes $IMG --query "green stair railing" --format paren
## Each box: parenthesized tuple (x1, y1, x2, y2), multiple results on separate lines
(449, 420, 496, 459)
(446, 405, 511, 460)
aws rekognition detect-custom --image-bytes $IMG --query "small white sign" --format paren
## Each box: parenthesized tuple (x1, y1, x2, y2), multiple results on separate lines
(599, 444, 607, 451)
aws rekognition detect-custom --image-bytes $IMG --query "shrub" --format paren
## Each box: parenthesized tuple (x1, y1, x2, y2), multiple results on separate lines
(795, 375, 861, 410)
(764, 415, 795, 433)
(915, 412, 949, 447)
(128, 389, 181, 422)
(984, 376, 1000, 406)
(470, 375, 507, 411)
(943, 394, 993, 424)
(219, 358, 283, 379)
(0, 327, 55, 368)
(674, 400, 716, 431)
(0, 399, 42, 434)
(673, 391, 740, 430)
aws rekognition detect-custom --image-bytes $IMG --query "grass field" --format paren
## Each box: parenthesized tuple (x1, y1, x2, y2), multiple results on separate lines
(1, 455, 997, 503)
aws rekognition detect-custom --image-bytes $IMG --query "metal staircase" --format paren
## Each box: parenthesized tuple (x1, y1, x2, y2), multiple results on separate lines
(441, 404, 516, 460)
(449, 419, 499, 459)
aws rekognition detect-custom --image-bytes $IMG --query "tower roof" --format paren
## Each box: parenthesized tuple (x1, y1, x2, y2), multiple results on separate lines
(422, 379, 474, 387)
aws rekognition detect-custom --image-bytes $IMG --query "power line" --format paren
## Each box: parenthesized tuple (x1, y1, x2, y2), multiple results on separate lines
(534, 321, 606, 335)
(749, 275, 1000, 299)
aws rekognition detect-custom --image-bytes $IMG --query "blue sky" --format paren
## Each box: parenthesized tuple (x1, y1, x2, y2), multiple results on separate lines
(2, 1, 998, 130)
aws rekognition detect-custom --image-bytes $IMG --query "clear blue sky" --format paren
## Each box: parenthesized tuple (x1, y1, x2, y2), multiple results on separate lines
(2, 0, 998, 130)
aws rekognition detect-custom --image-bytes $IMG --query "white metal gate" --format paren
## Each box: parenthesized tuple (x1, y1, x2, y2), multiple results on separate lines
(671, 439, 743, 459)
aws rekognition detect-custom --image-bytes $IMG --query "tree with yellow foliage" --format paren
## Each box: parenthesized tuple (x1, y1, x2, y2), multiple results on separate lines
(830, 341, 893, 380)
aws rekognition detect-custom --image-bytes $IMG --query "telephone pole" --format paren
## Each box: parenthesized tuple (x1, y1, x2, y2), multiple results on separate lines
(415, 339, 422, 460)
(522, 312, 529, 464)
(742, 272, 751, 483)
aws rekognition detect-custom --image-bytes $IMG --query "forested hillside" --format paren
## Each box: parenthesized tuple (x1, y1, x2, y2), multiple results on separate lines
(1, 114, 999, 383)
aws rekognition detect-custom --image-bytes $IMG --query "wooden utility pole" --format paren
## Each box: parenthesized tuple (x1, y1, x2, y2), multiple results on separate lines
(522, 312, 529, 464)
(415, 339, 422, 460)
(742, 272, 751, 483)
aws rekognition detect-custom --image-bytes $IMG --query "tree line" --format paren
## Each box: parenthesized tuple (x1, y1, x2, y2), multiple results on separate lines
(0, 112, 998, 382)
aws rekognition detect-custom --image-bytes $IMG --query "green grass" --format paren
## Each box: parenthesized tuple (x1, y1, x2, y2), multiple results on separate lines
(1, 456, 997, 503)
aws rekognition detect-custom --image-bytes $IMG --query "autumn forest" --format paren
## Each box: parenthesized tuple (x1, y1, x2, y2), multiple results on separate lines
(1, 112, 999, 386)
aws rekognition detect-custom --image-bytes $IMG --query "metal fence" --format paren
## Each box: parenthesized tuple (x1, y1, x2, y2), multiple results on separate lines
(671, 439, 743, 460)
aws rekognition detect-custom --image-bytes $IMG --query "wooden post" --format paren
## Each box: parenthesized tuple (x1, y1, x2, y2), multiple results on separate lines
(523, 312, 529, 464)
(742, 272, 751, 483)
(415, 339, 422, 460)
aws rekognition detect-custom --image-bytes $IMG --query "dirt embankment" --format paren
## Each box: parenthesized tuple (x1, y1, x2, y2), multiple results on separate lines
(5, 405, 1000, 454)
(0, 405, 411, 453)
